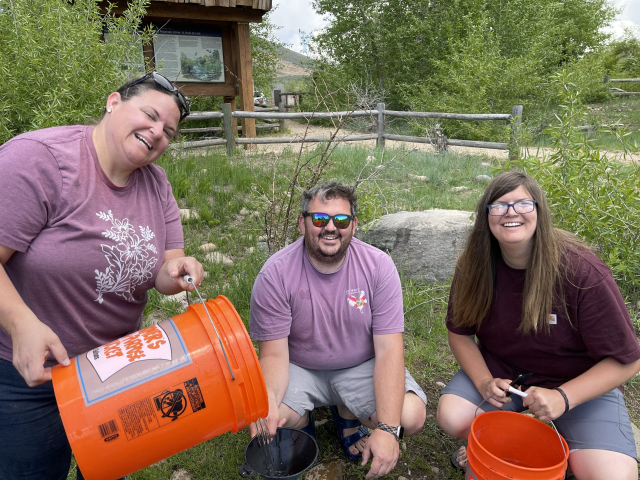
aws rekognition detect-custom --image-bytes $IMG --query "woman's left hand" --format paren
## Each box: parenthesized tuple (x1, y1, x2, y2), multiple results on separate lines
(522, 387, 567, 422)
(165, 255, 205, 291)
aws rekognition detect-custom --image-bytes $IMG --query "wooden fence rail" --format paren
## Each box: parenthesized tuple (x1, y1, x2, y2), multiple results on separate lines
(173, 103, 523, 159)
(603, 76, 640, 96)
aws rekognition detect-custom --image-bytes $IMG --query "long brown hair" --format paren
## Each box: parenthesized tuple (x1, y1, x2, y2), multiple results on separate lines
(452, 171, 583, 334)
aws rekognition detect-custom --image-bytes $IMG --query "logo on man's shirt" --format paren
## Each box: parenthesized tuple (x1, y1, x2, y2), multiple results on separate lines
(347, 290, 368, 313)
(548, 314, 558, 325)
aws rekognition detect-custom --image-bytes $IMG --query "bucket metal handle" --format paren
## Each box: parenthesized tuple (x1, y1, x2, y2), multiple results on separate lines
(184, 275, 235, 381)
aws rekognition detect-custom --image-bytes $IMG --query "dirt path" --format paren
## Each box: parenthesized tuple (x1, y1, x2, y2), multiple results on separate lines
(245, 120, 639, 164)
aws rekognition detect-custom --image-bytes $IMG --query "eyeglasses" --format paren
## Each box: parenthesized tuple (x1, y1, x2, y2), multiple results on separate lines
(123, 71, 190, 121)
(487, 200, 536, 216)
(303, 212, 353, 229)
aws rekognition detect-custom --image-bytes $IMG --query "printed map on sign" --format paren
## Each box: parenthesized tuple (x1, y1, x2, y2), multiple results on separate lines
(87, 325, 172, 382)
(76, 319, 192, 406)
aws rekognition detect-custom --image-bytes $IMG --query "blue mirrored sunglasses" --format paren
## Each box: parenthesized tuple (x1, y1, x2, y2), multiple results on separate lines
(303, 212, 353, 229)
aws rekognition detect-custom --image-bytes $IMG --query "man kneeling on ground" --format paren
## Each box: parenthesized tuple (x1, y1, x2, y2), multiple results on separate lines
(249, 181, 427, 479)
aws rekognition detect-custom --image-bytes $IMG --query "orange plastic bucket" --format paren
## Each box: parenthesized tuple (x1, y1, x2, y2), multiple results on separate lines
(465, 411, 568, 480)
(52, 296, 267, 480)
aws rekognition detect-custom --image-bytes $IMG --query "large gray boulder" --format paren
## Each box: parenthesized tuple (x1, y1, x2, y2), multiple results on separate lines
(358, 209, 474, 283)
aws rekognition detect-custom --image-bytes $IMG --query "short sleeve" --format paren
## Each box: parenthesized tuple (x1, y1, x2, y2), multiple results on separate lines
(575, 272, 640, 365)
(0, 139, 62, 252)
(162, 180, 183, 251)
(371, 254, 405, 335)
(249, 267, 293, 341)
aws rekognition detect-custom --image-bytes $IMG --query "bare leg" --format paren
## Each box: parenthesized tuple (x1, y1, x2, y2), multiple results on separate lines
(437, 393, 488, 469)
(569, 449, 638, 480)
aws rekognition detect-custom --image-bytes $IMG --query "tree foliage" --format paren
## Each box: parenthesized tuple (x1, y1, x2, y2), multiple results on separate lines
(250, 9, 284, 94)
(504, 71, 640, 295)
(0, 0, 152, 144)
(307, 0, 617, 139)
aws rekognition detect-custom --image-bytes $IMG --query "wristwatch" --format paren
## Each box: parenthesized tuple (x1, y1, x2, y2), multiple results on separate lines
(376, 422, 404, 441)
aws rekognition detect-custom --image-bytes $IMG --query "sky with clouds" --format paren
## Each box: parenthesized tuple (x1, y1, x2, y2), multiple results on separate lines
(271, 0, 640, 54)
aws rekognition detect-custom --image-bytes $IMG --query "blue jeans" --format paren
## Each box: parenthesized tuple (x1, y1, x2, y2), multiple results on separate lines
(0, 359, 75, 479)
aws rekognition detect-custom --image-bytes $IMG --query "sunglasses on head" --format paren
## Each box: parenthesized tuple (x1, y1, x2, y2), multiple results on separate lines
(303, 212, 353, 229)
(124, 71, 190, 121)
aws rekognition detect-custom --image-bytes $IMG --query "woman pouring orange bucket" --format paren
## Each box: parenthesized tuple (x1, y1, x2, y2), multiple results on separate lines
(0, 72, 259, 479)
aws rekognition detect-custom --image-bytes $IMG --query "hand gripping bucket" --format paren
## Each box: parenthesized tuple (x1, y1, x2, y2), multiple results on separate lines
(52, 296, 268, 480)
(465, 411, 569, 480)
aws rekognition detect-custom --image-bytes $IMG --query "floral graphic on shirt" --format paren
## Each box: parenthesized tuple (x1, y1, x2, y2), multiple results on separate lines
(94, 210, 158, 304)
(347, 290, 368, 313)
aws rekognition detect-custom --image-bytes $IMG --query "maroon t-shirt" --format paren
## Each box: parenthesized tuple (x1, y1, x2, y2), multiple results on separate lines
(446, 249, 640, 388)
(0, 125, 184, 362)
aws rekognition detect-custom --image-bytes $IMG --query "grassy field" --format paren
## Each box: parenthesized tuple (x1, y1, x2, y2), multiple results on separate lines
(67, 121, 639, 479)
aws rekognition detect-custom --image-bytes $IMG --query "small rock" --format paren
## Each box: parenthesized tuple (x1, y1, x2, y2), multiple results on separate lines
(366, 155, 376, 163)
(475, 174, 492, 183)
(398, 476, 409, 480)
(436, 381, 446, 388)
(315, 418, 329, 427)
(240, 208, 251, 216)
(401, 441, 407, 450)
(431, 466, 440, 474)
(161, 291, 188, 304)
(179, 209, 199, 221)
(451, 186, 469, 192)
(305, 459, 347, 480)
(205, 252, 234, 266)
(408, 174, 429, 182)
(144, 310, 166, 326)
(481, 162, 491, 167)
(170, 469, 191, 480)
(426, 414, 433, 419)
(198, 243, 216, 252)
(252, 210, 261, 217)
(201, 169, 207, 174)
(257, 242, 269, 253)
(258, 235, 268, 241)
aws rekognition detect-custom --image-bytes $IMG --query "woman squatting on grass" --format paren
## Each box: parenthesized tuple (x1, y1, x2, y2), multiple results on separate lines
(437, 171, 640, 480)
(0, 72, 204, 480)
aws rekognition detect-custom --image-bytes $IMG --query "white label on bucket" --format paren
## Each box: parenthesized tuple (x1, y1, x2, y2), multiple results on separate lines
(87, 324, 172, 382)
(76, 318, 192, 406)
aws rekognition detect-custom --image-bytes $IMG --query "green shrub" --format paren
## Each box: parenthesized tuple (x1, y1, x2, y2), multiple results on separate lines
(505, 70, 640, 296)
(0, 0, 151, 144)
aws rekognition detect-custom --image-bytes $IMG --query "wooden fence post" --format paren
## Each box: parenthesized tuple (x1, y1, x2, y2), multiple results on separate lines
(509, 105, 523, 161)
(278, 101, 285, 132)
(274, 89, 281, 107)
(604, 75, 610, 84)
(377, 102, 385, 148)
(222, 103, 235, 156)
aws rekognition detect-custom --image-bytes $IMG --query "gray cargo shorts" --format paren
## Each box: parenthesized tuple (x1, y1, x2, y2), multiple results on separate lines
(441, 369, 638, 461)
(282, 357, 427, 420)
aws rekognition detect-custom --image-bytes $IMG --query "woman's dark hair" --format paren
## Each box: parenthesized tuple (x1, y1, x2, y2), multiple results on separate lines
(111, 74, 189, 121)
(452, 171, 584, 334)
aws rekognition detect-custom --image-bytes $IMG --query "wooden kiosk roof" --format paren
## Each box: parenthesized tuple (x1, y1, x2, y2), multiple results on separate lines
(155, 0, 272, 9)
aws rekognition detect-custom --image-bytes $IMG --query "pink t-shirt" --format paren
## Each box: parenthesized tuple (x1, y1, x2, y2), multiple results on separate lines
(0, 125, 184, 362)
(446, 249, 640, 388)
(250, 237, 404, 370)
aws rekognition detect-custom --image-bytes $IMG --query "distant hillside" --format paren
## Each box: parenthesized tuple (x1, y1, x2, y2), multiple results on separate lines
(278, 46, 312, 68)
(276, 46, 312, 80)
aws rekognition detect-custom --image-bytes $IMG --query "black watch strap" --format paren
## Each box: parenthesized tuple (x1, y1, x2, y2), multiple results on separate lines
(376, 422, 404, 440)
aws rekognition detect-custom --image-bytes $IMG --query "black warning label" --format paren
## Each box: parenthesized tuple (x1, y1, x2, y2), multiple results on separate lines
(184, 378, 206, 412)
(117, 377, 206, 441)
